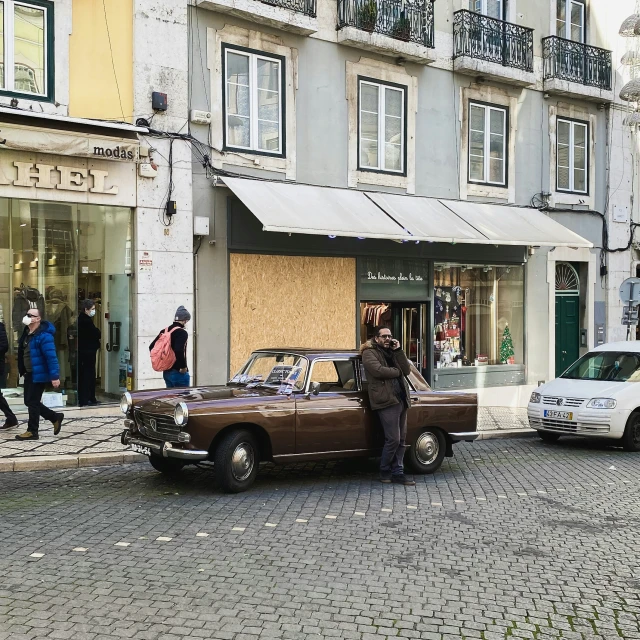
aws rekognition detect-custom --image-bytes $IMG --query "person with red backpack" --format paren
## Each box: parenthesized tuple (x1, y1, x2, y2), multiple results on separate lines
(149, 306, 191, 388)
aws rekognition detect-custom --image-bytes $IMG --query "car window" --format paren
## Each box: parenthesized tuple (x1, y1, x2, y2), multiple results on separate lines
(309, 360, 358, 392)
(562, 351, 640, 382)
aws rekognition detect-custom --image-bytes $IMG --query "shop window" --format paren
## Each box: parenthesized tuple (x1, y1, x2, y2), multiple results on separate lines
(433, 263, 524, 386)
(468, 102, 507, 187)
(557, 0, 585, 43)
(556, 118, 588, 194)
(0, 0, 54, 100)
(358, 78, 406, 175)
(0, 200, 132, 408)
(222, 45, 285, 157)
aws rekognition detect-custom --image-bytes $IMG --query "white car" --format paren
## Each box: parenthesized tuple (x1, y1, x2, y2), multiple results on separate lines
(528, 341, 640, 451)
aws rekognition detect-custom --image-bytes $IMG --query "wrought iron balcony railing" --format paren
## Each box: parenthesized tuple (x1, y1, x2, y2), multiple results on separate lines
(453, 10, 534, 72)
(260, 0, 316, 18)
(542, 36, 612, 91)
(337, 0, 435, 48)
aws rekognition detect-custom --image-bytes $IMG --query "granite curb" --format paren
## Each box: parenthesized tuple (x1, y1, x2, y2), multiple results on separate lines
(0, 427, 536, 472)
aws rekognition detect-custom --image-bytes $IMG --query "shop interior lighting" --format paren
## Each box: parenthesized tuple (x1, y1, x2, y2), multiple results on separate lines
(620, 78, 640, 101)
(328, 235, 336, 239)
(623, 110, 640, 126)
(620, 13, 640, 37)
(19, 223, 26, 227)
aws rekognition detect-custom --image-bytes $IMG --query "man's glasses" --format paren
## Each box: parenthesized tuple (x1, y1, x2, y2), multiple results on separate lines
(27, 314, 39, 319)
(379, 335, 393, 340)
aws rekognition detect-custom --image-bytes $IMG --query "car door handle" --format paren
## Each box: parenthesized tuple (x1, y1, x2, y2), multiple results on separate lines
(349, 397, 363, 403)
(411, 396, 419, 402)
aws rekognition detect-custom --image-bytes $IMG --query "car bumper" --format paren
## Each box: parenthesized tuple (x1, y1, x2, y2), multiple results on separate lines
(449, 431, 480, 442)
(121, 428, 209, 461)
(527, 404, 629, 438)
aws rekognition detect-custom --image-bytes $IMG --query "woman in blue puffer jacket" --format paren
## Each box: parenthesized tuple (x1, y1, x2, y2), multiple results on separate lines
(15, 308, 64, 441)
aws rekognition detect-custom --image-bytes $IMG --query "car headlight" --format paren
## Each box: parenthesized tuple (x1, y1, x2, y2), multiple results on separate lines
(174, 402, 189, 427)
(120, 392, 132, 415)
(530, 392, 541, 403)
(587, 398, 616, 409)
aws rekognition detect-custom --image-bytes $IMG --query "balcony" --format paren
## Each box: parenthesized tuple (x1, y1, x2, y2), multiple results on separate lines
(337, 0, 436, 64)
(542, 36, 613, 102)
(197, 0, 317, 35)
(452, 10, 535, 87)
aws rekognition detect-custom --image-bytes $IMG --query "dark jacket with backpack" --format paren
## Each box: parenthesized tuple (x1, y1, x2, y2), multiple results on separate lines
(361, 340, 412, 411)
(149, 322, 188, 371)
(18, 321, 60, 383)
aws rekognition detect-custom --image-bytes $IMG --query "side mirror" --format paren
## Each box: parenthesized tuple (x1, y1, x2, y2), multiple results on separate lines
(310, 382, 320, 395)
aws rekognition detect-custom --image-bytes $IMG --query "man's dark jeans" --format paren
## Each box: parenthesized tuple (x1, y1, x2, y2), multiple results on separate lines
(377, 402, 408, 476)
(24, 373, 57, 434)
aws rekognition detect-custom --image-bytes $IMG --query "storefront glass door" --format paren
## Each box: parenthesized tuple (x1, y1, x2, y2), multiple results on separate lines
(0, 199, 132, 410)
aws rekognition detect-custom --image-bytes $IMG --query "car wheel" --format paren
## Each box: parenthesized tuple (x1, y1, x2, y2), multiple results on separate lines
(214, 429, 260, 493)
(148, 454, 185, 475)
(622, 412, 640, 452)
(538, 430, 561, 443)
(406, 429, 446, 474)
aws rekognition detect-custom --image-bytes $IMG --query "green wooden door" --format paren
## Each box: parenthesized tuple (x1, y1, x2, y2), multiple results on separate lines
(555, 295, 580, 377)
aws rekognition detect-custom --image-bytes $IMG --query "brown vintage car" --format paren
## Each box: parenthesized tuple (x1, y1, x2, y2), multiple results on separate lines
(121, 349, 478, 492)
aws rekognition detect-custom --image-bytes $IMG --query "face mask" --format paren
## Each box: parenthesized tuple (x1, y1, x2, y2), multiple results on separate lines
(22, 315, 32, 326)
(88, 309, 96, 318)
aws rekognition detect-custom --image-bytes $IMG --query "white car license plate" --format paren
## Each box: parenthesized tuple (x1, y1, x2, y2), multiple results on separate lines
(131, 443, 151, 456)
(544, 410, 573, 420)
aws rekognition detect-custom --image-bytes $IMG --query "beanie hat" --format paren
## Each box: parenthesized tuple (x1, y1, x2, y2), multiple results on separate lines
(175, 306, 191, 322)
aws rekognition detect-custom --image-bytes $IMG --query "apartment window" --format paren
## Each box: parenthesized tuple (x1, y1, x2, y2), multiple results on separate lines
(358, 78, 406, 174)
(0, 0, 53, 99)
(223, 45, 284, 156)
(557, 0, 585, 42)
(469, 0, 503, 19)
(557, 118, 588, 194)
(468, 102, 507, 186)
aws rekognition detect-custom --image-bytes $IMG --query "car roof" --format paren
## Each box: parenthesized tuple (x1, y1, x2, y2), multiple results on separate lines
(253, 348, 360, 358)
(592, 341, 640, 353)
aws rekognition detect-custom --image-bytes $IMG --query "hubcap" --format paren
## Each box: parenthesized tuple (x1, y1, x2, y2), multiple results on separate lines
(415, 432, 439, 465)
(230, 442, 254, 481)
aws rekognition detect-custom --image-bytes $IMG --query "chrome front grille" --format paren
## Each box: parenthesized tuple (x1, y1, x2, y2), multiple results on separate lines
(134, 410, 180, 442)
(542, 396, 584, 408)
(540, 418, 578, 432)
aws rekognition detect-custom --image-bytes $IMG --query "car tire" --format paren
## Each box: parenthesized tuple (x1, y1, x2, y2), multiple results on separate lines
(538, 430, 561, 443)
(622, 412, 640, 452)
(214, 429, 260, 493)
(406, 428, 446, 474)
(148, 454, 185, 475)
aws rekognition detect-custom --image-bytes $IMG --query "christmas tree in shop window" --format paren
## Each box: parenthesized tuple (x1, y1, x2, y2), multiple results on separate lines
(500, 324, 515, 364)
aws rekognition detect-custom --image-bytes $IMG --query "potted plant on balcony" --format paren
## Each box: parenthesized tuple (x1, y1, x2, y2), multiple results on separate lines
(358, 0, 378, 32)
(392, 13, 411, 41)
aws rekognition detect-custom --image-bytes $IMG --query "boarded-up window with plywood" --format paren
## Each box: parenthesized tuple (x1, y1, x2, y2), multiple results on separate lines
(229, 254, 356, 376)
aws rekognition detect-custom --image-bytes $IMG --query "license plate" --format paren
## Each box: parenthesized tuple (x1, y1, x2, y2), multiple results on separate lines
(544, 410, 573, 420)
(130, 443, 151, 456)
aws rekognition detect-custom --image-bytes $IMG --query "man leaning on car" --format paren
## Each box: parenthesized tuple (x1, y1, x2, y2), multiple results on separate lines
(361, 326, 415, 486)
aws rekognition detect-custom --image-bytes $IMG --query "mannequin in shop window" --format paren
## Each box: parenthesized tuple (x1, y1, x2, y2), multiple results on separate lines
(77, 299, 101, 407)
(46, 289, 73, 386)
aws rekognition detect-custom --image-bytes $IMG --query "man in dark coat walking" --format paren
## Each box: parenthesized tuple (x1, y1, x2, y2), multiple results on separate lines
(0, 320, 18, 430)
(361, 326, 415, 486)
(77, 299, 101, 406)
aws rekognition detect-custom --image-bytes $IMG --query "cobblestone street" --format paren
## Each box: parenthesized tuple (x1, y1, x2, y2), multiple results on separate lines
(1, 437, 640, 639)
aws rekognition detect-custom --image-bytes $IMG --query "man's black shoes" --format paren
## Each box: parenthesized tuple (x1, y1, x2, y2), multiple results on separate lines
(391, 474, 416, 486)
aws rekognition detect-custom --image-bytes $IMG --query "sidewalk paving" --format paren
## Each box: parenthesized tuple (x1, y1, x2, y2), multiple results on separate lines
(0, 405, 533, 471)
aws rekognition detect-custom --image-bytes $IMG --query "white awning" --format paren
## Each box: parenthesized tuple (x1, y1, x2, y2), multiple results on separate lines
(223, 177, 593, 249)
(223, 177, 410, 240)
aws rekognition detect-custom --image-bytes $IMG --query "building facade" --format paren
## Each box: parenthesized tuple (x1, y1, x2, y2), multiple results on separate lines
(0, 0, 193, 409)
(186, 0, 637, 406)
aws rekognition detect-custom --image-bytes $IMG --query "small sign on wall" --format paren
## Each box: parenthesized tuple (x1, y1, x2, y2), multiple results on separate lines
(613, 205, 630, 224)
(139, 251, 153, 271)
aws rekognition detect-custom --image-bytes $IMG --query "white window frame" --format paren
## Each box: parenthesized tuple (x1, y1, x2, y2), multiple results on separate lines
(1, 0, 50, 97)
(556, 118, 588, 195)
(468, 102, 507, 187)
(358, 79, 406, 175)
(470, 0, 503, 19)
(223, 46, 283, 156)
(557, 0, 585, 43)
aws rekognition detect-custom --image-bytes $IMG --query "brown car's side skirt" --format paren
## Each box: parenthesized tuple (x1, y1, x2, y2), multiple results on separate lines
(273, 448, 379, 463)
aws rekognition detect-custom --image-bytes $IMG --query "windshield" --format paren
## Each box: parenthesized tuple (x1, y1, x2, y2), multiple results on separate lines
(561, 351, 640, 382)
(230, 353, 309, 391)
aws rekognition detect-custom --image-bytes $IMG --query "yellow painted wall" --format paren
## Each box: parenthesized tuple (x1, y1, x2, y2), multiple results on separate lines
(69, 0, 134, 122)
